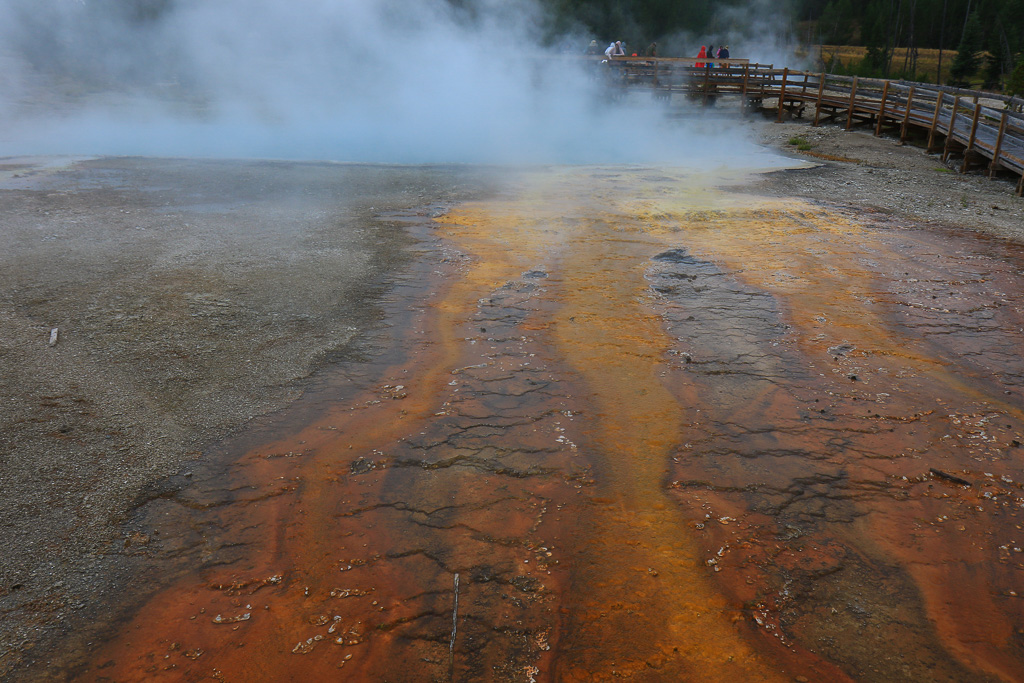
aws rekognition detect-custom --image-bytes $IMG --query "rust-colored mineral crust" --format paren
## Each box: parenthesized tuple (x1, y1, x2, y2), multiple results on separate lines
(84, 168, 1024, 682)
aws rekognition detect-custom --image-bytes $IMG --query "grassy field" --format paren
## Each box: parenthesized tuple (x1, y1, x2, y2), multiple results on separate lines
(813, 45, 961, 85)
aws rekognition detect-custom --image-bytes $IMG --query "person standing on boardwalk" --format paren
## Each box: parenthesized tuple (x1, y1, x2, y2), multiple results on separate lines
(718, 45, 730, 60)
(707, 44, 715, 68)
(646, 41, 658, 57)
(696, 45, 706, 67)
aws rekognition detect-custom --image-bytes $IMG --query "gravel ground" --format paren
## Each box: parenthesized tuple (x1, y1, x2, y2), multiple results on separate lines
(0, 158, 489, 679)
(1, 122, 1021, 680)
(754, 119, 1024, 240)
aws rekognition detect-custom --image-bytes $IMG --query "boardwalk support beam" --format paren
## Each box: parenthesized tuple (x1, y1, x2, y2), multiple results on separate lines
(990, 112, 1008, 178)
(846, 77, 858, 130)
(813, 72, 826, 127)
(943, 95, 960, 162)
(899, 86, 915, 144)
(875, 80, 890, 136)
(961, 101, 983, 173)
(927, 92, 944, 153)
(776, 68, 789, 123)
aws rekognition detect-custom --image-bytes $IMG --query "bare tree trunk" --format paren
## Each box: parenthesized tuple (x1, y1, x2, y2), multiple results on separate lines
(960, 0, 973, 44)
(902, 0, 917, 76)
(937, 0, 948, 83)
(883, 0, 898, 78)
(1000, 27, 1013, 75)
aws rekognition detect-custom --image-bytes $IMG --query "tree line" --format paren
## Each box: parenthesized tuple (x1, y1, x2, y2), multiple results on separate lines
(805, 0, 1024, 88)
(542, 0, 1024, 92)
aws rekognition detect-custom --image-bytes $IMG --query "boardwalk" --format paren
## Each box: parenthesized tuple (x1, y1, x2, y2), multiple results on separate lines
(601, 57, 1024, 196)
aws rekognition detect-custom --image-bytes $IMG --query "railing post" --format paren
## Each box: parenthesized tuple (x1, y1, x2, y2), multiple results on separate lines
(846, 76, 858, 130)
(702, 63, 710, 106)
(813, 72, 826, 126)
(960, 100, 983, 173)
(989, 111, 1008, 178)
(943, 95, 960, 162)
(741, 63, 749, 112)
(776, 68, 789, 123)
(875, 80, 890, 136)
(899, 86, 915, 144)
(926, 92, 944, 153)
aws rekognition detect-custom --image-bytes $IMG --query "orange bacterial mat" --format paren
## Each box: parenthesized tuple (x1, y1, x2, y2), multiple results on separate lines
(82, 167, 1024, 682)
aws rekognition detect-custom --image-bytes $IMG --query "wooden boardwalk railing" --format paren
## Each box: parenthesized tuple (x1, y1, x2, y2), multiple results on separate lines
(599, 57, 1024, 196)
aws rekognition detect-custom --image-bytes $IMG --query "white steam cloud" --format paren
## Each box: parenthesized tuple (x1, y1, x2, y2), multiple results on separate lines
(709, 0, 808, 70)
(0, 0, 787, 166)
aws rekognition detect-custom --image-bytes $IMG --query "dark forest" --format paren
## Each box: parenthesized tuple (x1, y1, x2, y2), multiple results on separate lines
(544, 0, 1023, 89)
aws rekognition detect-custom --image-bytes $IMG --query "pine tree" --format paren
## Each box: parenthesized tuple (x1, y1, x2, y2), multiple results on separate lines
(982, 37, 1005, 90)
(948, 11, 982, 86)
(819, 0, 853, 43)
(1007, 57, 1024, 97)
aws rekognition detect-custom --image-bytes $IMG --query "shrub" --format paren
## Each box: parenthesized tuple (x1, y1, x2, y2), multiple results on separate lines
(1008, 58, 1024, 97)
(949, 13, 983, 87)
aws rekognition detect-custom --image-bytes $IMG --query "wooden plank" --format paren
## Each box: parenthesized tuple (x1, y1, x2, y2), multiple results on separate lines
(597, 56, 752, 68)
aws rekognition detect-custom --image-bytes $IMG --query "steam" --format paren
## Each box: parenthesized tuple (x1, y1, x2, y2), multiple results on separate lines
(709, 0, 808, 69)
(0, 0, 788, 166)
(660, 0, 806, 70)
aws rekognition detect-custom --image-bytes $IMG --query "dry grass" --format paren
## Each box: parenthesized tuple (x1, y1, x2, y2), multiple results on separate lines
(800, 150, 863, 164)
(815, 45, 962, 84)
